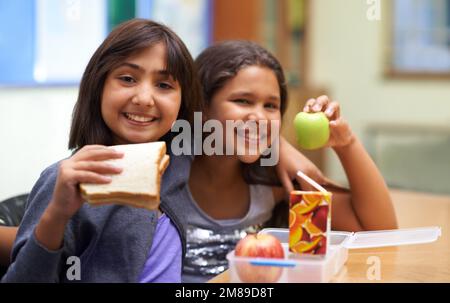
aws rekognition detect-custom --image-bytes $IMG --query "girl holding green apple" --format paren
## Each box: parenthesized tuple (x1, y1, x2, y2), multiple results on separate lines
(300, 95, 398, 231)
(181, 40, 397, 282)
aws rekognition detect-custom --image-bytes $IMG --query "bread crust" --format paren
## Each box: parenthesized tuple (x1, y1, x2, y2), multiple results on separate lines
(86, 194, 160, 211)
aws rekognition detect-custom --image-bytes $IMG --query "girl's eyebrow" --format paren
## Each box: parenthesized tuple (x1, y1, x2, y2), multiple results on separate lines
(156, 70, 173, 80)
(117, 62, 144, 71)
(116, 63, 170, 77)
(229, 91, 255, 99)
(229, 91, 280, 101)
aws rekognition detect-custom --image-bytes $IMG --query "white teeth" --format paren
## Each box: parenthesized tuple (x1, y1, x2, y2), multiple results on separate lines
(124, 113, 155, 123)
(236, 132, 265, 141)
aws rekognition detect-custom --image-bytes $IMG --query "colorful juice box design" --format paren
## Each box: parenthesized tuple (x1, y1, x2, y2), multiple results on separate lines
(289, 191, 331, 256)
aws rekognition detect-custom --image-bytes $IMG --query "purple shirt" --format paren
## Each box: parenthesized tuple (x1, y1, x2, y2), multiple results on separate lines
(139, 213, 182, 282)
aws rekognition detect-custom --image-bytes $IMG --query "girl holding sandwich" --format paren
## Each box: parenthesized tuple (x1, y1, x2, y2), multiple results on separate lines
(2, 19, 202, 282)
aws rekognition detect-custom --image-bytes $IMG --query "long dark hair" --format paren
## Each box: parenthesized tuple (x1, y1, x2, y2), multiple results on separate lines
(195, 40, 287, 180)
(195, 40, 288, 227)
(195, 40, 288, 116)
(69, 19, 202, 150)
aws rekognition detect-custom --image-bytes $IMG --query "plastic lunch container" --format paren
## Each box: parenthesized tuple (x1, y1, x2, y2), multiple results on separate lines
(226, 226, 441, 283)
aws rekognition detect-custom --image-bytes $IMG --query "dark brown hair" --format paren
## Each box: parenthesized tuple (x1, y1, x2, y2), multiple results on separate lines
(69, 19, 202, 150)
(195, 41, 289, 227)
(194, 40, 288, 116)
(195, 40, 287, 191)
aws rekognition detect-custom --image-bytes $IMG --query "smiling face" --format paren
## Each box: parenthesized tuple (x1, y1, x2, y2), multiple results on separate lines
(101, 42, 182, 145)
(205, 65, 282, 163)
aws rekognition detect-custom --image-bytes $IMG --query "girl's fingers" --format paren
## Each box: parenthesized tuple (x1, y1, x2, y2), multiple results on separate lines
(72, 145, 110, 157)
(314, 95, 330, 112)
(72, 171, 113, 185)
(72, 161, 123, 175)
(296, 175, 315, 191)
(329, 117, 344, 128)
(324, 101, 341, 121)
(74, 148, 124, 162)
(79, 145, 108, 151)
(329, 117, 341, 132)
(329, 118, 353, 145)
(303, 98, 316, 112)
(72, 145, 109, 160)
(279, 171, 295, 194)
(304, 95, 330, 113)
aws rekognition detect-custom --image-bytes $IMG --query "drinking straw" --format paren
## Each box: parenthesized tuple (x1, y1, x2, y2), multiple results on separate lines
(296, 170, 328, 193)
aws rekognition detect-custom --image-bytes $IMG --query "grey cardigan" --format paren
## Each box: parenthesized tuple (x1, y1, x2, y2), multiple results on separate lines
(1, 153, 190, 283)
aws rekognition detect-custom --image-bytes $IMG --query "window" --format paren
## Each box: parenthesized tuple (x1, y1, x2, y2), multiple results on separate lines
(0, 0, 211, 86)
(387, 0, 450, 77)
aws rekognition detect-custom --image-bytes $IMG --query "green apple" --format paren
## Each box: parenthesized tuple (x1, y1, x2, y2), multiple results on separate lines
(294, 112, 330, 150)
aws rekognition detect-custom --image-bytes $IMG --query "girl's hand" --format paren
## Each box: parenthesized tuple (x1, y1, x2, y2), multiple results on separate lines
(49, 145, 124, 221)
(304, 95, 355, 149)
(277, 137, 326, 193)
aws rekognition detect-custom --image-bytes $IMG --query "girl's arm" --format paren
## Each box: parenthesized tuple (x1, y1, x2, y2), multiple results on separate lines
(3, 146, 124, 283)
(0, 226, 17, 266)
(35, 145, 124, 250)
(331, 136, 397, 230)
(276, 136, 326, 193)
(305, 96, 398, 231)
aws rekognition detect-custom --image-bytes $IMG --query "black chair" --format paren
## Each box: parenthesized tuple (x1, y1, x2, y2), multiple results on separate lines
(0, 193, 28, 227)
(0, 193, 28, 279)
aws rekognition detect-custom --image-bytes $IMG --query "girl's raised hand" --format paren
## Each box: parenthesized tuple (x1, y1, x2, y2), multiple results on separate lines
(303, 95, 355, 149)
(49, 145, 124, 221)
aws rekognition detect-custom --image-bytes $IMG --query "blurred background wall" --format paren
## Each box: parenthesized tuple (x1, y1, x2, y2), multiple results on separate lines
(1, 0, 449, 201)
(309, 0, 450, 193)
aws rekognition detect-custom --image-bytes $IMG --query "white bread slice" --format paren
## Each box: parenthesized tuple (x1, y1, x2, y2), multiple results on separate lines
(79, 141, 169, 210)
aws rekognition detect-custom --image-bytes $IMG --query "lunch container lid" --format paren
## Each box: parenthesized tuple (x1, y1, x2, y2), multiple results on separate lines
(259, 226, 442, 249)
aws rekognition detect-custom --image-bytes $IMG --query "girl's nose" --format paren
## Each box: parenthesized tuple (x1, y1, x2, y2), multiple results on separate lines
(131, 85, 155, 107)
(247, 106, 266, 122)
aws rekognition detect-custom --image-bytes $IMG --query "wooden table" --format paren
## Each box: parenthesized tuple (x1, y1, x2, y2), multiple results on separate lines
(209, 189, 450, 283)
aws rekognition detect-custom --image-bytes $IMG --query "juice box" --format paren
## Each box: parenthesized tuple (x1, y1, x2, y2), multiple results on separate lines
(289, 191, 332, 256)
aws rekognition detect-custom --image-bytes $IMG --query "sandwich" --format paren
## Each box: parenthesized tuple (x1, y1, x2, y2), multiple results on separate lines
(80, 141, 169, 210)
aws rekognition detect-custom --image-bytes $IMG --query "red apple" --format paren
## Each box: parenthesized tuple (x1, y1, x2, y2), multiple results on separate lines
(234, 234, 284, 283)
